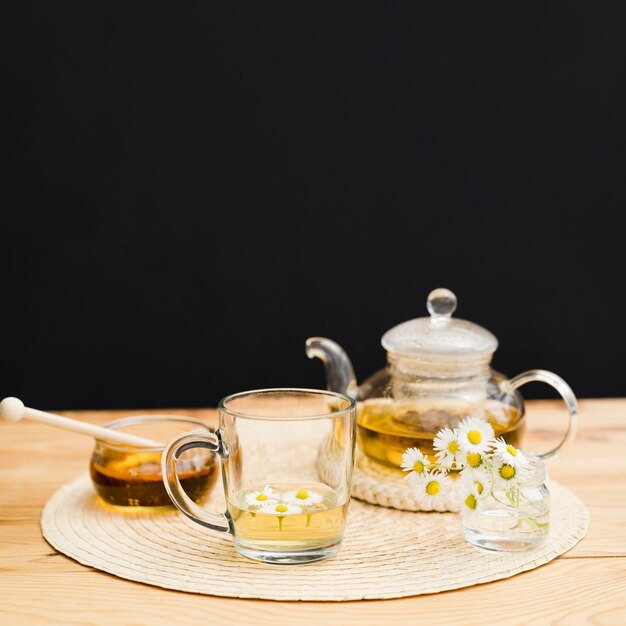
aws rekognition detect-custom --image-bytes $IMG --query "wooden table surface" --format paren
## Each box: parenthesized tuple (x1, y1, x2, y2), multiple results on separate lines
(1, 399, 625, 625)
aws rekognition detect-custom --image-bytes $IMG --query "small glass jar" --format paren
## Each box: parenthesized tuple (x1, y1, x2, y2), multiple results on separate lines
(461, 458, 550, 551)
(90, 415, 219, 510)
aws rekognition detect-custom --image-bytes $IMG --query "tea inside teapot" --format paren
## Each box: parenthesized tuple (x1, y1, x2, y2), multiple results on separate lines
(356, 397, 524, 468)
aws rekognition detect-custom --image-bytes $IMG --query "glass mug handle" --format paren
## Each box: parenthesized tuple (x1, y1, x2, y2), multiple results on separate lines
(508, 369, 578, 461)
(161, 430, 232, 533)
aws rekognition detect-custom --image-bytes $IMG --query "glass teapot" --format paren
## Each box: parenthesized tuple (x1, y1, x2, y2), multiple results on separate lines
(306, 288, 578, 469)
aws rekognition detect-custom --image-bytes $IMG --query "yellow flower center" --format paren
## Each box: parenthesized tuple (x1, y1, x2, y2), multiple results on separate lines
(425, 481, 440, 496)
(475, 481, 484, 494)
(295, 489, 309, 500)
(499, 464, 516, 480)
(464, 493, 477, 510)
(413, 461, 425, 473)
(466, 453, 482, 467)
(506, 444, 518, 457)
(467, 430, 482, 445)
(447, 441, 459, 453)
(275, 504, 288, 513)
(255, 493, 268, 501)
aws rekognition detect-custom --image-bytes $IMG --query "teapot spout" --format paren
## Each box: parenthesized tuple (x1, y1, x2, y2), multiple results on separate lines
(305, 337, 358, 399)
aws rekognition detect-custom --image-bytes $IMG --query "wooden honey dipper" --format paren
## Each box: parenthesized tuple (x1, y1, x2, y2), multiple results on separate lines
(0, 397, 164, 448)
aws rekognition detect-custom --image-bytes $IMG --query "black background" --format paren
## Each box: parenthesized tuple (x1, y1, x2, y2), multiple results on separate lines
(2, 3, 625, 410)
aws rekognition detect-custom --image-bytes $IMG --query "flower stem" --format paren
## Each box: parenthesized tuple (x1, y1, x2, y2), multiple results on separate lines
(278, 516, 283, 531)
(522, 517, 550, 530)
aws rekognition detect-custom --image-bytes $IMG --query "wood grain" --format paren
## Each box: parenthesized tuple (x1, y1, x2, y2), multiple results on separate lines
(1, 399, 625, 625)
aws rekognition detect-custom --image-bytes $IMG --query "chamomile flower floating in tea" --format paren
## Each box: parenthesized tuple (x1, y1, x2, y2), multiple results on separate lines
(244, 485, 278, 507)
(262, 501, 303, 529)
(283, 488, 323, 507)
(433, 427, 463, 469)
(401, 447, 431, 482)
(282, 489, 324, 527)
(456, 416, 495, 455)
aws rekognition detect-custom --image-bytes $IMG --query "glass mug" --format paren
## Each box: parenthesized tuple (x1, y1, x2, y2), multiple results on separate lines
(162, 388, 357, 564)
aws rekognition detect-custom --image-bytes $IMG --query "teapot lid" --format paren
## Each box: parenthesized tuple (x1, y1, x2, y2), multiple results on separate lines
(381, 288, 498, 359)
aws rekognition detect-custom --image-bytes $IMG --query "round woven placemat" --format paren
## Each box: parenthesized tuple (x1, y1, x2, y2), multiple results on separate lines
(41, 474, 588, 601)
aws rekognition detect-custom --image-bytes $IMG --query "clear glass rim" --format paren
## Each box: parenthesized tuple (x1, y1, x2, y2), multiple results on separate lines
(97, 414, 211, 452)
(520, 456, 547, 485)
(218, 388, 356, 421)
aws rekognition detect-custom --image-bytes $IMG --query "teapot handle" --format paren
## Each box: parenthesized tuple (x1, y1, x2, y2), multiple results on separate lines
(508, 369, 578, 460)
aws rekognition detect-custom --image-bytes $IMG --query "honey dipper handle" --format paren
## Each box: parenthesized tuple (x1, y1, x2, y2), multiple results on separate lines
(0, 397, 163, 448)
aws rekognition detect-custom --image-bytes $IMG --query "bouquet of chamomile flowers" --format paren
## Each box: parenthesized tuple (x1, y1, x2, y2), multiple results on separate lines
(402, 416, 531, 515)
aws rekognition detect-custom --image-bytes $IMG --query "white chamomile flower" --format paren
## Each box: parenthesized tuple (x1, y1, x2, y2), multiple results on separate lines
(433, 427, 463, 468)
(493, 458, 529, 490)
(457, 416, 495, 454)
(401, 447, 431, 482)
(412, 471, 452, 509)
(461, 466, 493, 500)
(456, 449, 486, 470)
(244, 485, 278, 507)
(261, 501, 302, 516)
(457, 482, 484, 523)
(492, 437, 529, 468)
(262, 501, 302, 530)
(283, 488, 323, 507)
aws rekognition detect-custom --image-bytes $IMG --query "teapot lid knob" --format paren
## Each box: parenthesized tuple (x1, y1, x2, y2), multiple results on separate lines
(427, 288, 457, 321)
(381, 286, 497, 358)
